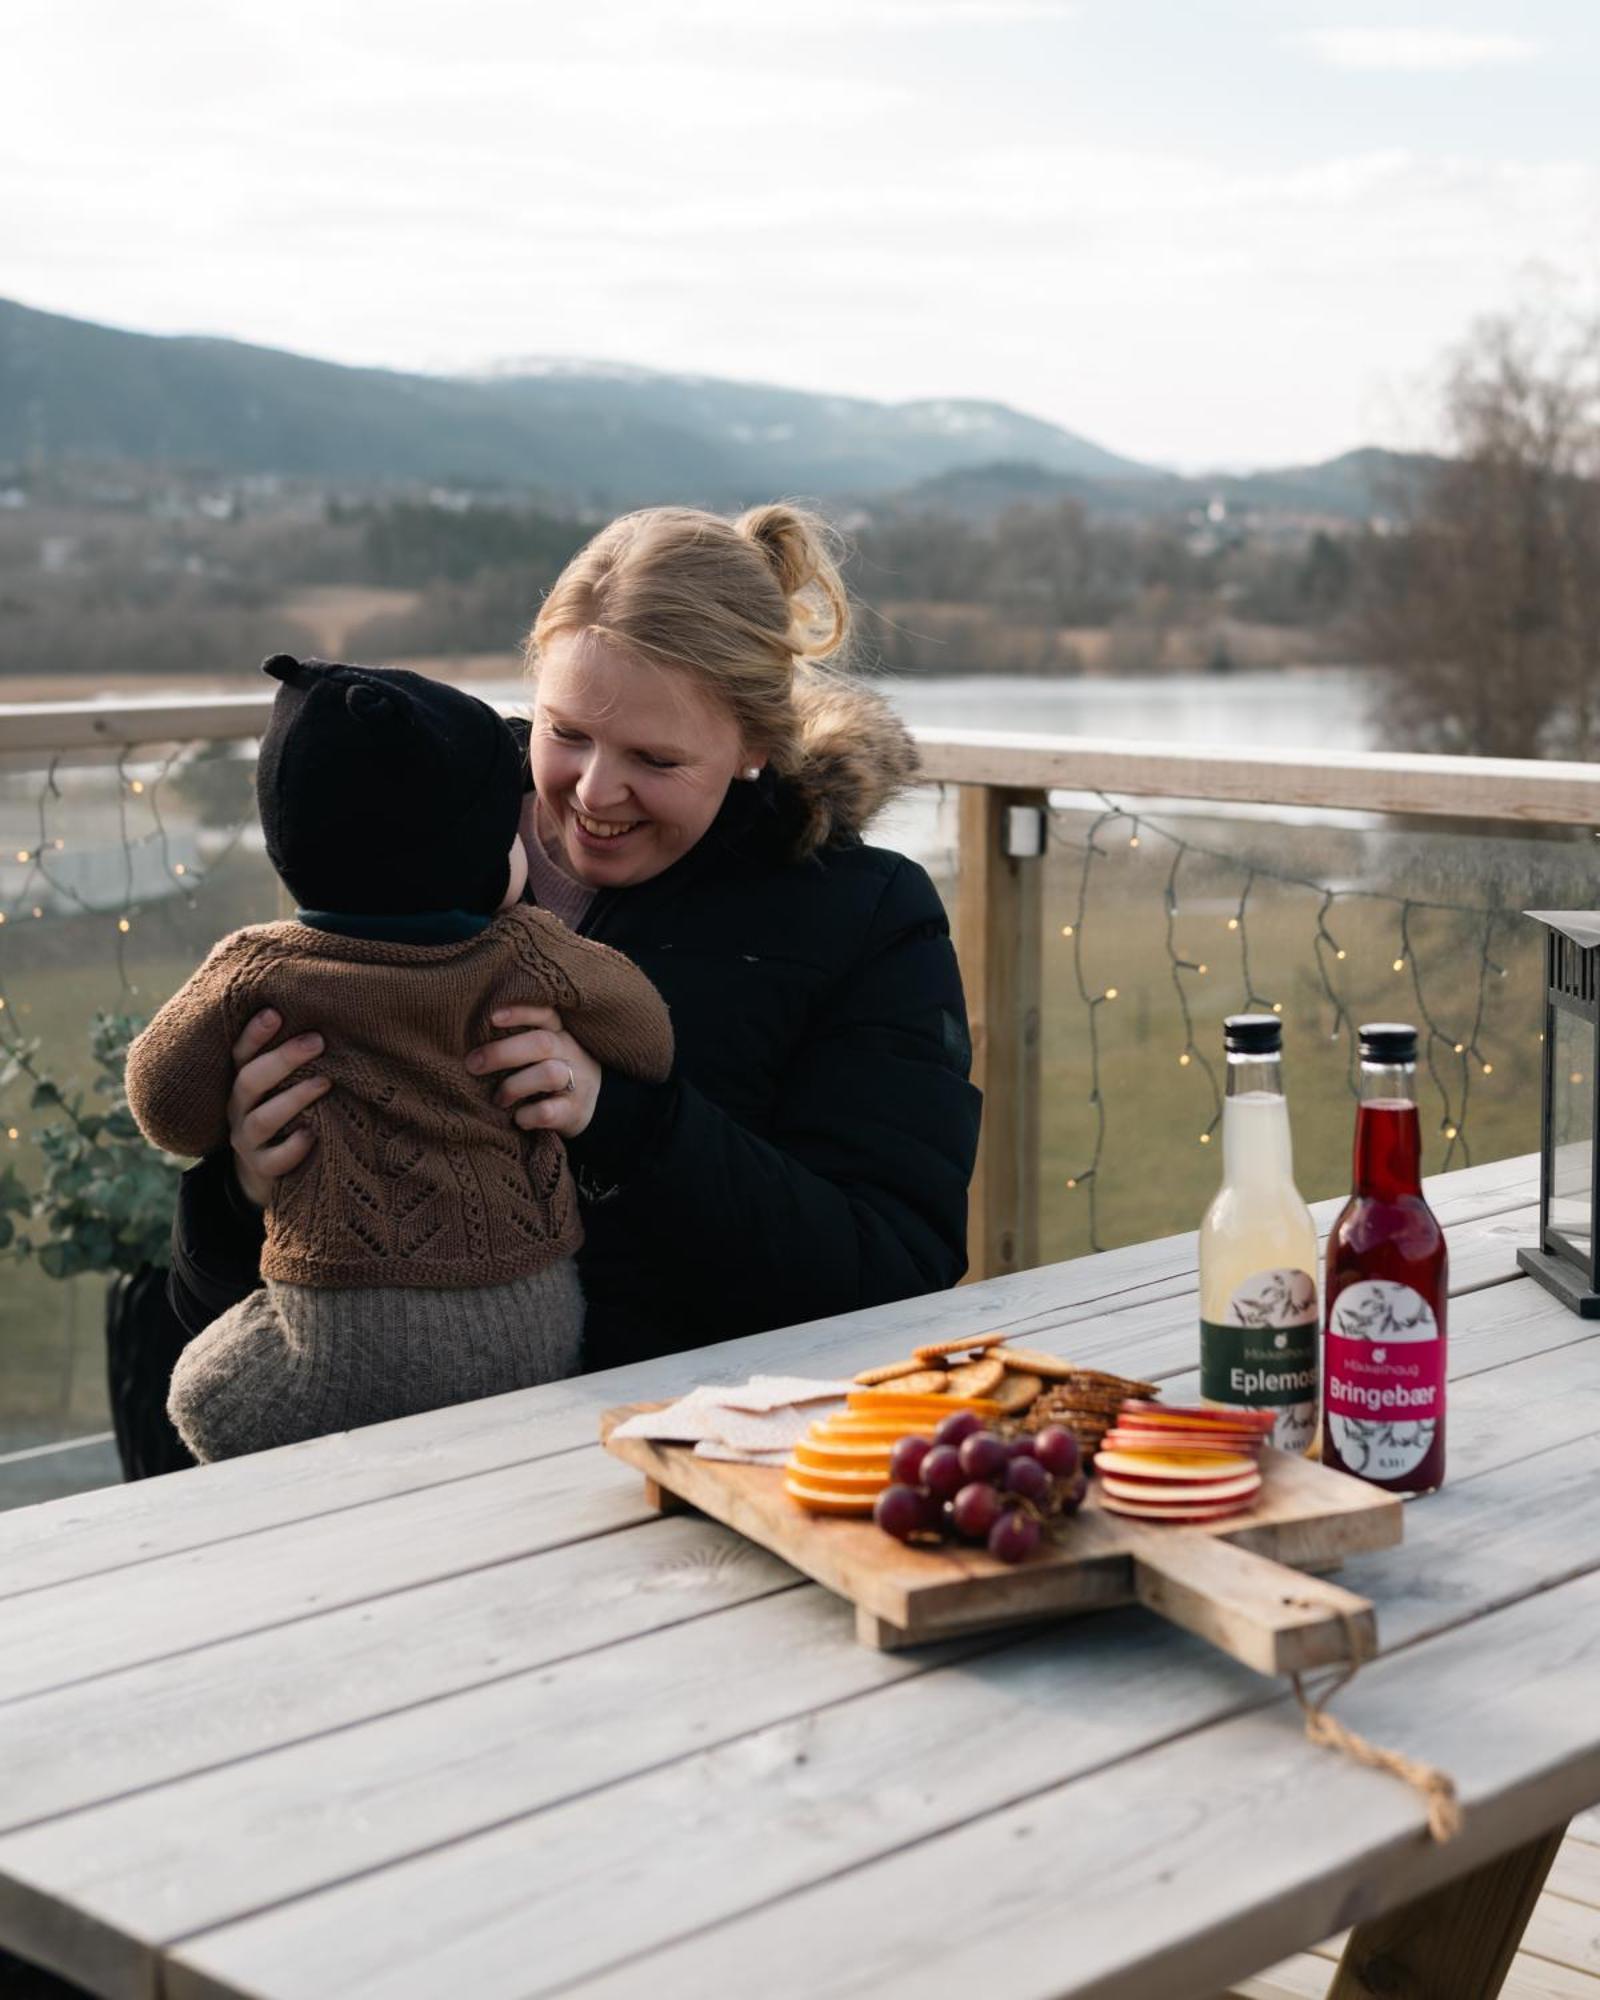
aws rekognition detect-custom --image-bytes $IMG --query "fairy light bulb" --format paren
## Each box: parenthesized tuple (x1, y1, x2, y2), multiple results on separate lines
(1393, 956, 1406, 973)
(1271, 1001, 1283, 1014)
(1178, 1052, 1191, 1067)
(1199, 1131, 1211, 1144)
(6, 1127, 17, 1142)
(1066, 1177, 1078, 1189)
(1453, 1042, 1464, 1054)
(117, 918, 131, 934)
(1197, 963, 1209, 976)
(1335, 948, 1346, 961)
(130, 779, 145, 795)
(1445, 1124, 1458, 1139)
(1061, 924, 1074, 938)
(1227, 917, 1239, 930)
(1482, 1061, 1493, 1075)
(14, 850, 27, 864)
(1129, 834, 1140, 849)
(1104, 986, 1118, 1001)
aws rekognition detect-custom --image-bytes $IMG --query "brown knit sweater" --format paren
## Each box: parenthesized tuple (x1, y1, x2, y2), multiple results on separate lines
(125, 910, 674, 1290)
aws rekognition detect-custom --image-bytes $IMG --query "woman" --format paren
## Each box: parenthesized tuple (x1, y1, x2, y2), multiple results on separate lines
(167, 504, 981, 1377)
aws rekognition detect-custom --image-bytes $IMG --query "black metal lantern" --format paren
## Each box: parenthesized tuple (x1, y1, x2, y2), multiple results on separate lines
(1518, 911, 1600, 1315)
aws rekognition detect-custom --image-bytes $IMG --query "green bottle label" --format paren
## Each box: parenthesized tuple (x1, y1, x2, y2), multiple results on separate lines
(1200, 1317, 1319, 1406)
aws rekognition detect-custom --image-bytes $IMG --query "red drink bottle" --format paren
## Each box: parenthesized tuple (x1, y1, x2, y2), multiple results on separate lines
(1323, 1022, 1448, 1493)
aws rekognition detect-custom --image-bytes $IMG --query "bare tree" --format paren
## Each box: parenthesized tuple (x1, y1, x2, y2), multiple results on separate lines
(1365, 307, 1600, 759)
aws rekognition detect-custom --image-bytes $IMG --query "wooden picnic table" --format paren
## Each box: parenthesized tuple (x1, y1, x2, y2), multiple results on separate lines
(0, 1151, 1597, 2000)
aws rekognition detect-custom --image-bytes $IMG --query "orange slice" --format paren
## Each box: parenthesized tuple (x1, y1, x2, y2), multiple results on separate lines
(783, 1476, 879, 1517)
(808, 1419, 928, 1443)
(846, 1390, 999, 1417)
(782, 1463, 890, 1493)
(790, 1441, 895, 1474)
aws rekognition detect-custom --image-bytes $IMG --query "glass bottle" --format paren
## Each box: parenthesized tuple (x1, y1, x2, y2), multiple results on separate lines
(1323, 1022, 1448, 1493)
(1198, 1015, 1320, 1453)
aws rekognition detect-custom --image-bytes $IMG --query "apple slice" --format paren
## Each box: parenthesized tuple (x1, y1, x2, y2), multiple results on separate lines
(1104, 1425, 1265, 1454)
(1099, 1470, 1261, 1507)
(1117, 1401, 1275, 1432)
(1095, 1448, 1258, 1482)
(1100, 1491, 1260, 1523)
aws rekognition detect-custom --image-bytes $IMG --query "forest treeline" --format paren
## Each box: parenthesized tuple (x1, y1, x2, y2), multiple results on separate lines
(2, 302, 1597, 758)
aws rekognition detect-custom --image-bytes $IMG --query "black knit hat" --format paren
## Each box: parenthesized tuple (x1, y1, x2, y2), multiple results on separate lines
(255, 656, 526, 916)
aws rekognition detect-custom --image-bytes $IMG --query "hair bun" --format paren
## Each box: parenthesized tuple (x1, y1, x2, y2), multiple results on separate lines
(737, 504, 817, 599)
(735, 503, 848, 661)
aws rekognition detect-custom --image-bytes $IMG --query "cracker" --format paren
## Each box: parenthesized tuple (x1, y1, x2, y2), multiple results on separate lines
(989, 1370, 1043, 1415)
(853, 1357, 936, 1387)
(999, 1346, 1096, 1383)
(912, 1330, 1009, 1362)
(866, 1368, 950, 1397)
(944, 1355, 1006, 1399)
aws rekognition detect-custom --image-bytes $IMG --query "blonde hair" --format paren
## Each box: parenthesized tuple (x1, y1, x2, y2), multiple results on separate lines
(529, 504, 896, 853)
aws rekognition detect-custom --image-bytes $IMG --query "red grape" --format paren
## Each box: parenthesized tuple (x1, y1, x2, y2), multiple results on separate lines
(1005, 1454, 1051, 1503)
(1032, 1426, 1080, 1480)
(934, 1409, 983, 1448)
(988, 1509, 1042, 1563)
(950, 1481, 1005, 1540)
(874, 1484, 925, 1542)
(889, 1435, 932, 1485)
(920, 1444, 966, 1500)
(958, 1431, 1009, 1483)
(1061, 1470, 1089, 1512)
(1007, 1434, 1038, 1460)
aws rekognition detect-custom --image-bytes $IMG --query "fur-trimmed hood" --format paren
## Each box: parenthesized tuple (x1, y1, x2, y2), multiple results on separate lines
(778, 677, 920, 859)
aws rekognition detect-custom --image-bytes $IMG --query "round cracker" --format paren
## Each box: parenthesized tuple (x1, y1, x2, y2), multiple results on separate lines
(912, 1330, 1009, 1362)
(853, 1357, 940, 1387)
(862, 1369, 949, 1397)
(989, 1371, 1043, 1415)
(944, 1355, 1006, 1399)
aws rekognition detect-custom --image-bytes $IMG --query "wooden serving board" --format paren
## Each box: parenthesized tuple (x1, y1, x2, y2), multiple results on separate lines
(602, 1406, 1403, 1677)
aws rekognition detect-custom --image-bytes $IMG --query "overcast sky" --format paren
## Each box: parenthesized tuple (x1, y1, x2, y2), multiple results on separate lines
(6, 0, 1597, 470)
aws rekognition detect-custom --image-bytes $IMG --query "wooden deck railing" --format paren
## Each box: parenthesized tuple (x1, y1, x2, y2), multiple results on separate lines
(9, 695, 1600, 1284)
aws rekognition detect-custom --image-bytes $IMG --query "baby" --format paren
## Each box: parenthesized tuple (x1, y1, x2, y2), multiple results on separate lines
(126, 654, 673, 1461)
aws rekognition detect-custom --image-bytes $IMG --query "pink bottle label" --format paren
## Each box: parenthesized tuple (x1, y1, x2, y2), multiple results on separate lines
(1325, 1279, 1443, 1482)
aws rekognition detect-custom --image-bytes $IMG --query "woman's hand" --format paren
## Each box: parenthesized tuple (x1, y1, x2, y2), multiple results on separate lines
(226, 1009, 331, 1207)
(466, 1005, 601, 1139)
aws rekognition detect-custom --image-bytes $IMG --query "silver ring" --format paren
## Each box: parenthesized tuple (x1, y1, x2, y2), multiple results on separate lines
(559, 1061, 576, 1095)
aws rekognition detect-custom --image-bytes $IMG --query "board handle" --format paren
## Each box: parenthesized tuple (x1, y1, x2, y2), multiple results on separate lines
(1127, 1527, 1376, 1677)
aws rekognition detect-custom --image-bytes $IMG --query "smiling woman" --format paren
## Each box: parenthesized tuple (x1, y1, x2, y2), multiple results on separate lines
(167, 502, 982, 1383)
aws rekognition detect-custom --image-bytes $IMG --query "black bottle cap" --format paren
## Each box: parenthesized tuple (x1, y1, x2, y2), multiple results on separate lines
(1224, 1014, 1282, 1054)
(1359, 1022, 1418, 1063)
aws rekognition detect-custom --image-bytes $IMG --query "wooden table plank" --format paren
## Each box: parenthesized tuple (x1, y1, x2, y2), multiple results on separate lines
(12, 1338, 1597, 2000)
(0, 1517, 800, 1836)
(0, 1165, 1540, 1604)
(160, 1564, 1600, 2000)
(0, 1449, 647, 1706)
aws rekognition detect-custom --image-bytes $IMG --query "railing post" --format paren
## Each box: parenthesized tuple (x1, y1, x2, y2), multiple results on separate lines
(955, 784, 1045, 1281)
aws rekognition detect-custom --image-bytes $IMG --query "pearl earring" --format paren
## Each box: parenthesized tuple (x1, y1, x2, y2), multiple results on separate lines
(742, 766, 762, 782)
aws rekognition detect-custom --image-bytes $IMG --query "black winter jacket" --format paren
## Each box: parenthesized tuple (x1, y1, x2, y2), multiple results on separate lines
(168, 743, 981, 1373)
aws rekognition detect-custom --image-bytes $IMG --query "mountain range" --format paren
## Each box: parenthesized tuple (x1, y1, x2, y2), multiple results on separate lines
(0, 295, 1416, 521)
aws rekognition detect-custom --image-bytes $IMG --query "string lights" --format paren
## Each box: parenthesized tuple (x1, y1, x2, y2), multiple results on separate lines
(0, 740, 254, 1082)
(1051, 793, 1519, 1253)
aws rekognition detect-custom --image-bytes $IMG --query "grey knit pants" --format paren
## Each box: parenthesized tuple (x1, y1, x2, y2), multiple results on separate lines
(168, 1260, 584, 1463)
